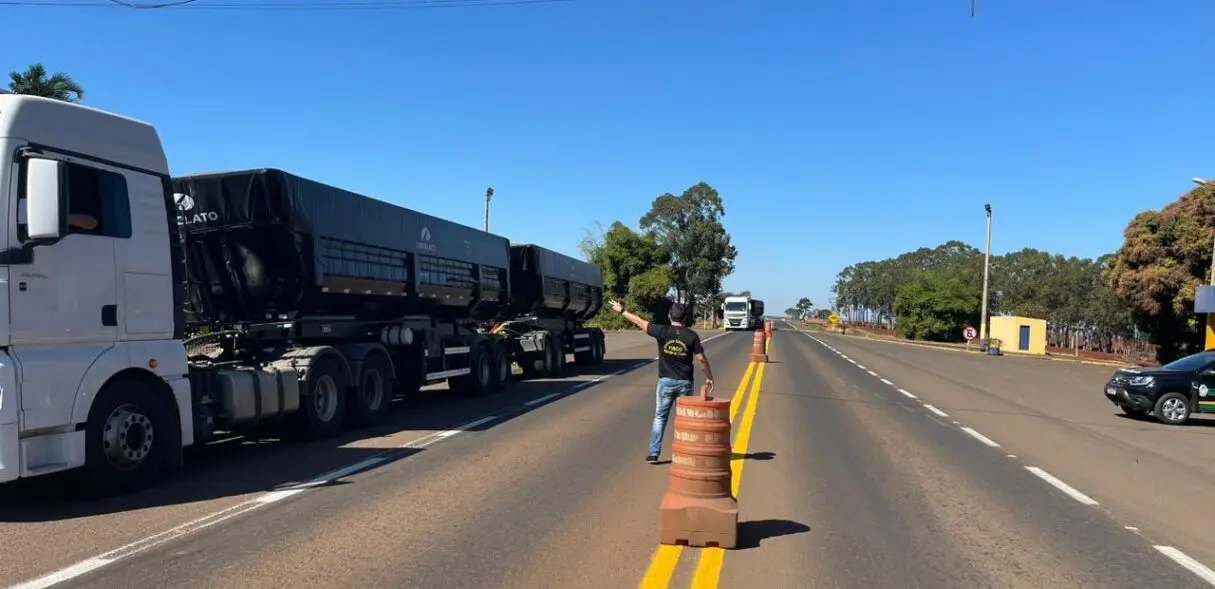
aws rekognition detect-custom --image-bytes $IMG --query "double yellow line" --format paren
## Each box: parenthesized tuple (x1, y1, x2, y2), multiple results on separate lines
(638, 338, 770, 589)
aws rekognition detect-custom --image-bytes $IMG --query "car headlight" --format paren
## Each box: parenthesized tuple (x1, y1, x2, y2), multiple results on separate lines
(1128, 375, 1155, 387)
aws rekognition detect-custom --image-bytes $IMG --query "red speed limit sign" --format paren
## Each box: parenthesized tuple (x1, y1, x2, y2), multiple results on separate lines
(963, 326, 978, 341)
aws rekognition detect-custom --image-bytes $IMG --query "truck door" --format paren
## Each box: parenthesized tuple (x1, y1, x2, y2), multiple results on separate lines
(12, 159, 123, 432)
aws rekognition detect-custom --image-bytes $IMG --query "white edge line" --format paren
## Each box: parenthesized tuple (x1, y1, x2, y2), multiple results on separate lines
(8, 558, 113, 589)
(1155, 546, 1215, 585)
(960, 426, 1001, 448)
(879, 378, 894, 385)
(524, 392, 561, 407)
(1025, 466, 1099, 506)
(856, 365, 867, 370)
(897, 388, 917, 399)
(923, 404, 949, 418)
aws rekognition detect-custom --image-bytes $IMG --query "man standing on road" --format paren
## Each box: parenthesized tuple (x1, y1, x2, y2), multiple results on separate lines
(607, 299, 715, 464)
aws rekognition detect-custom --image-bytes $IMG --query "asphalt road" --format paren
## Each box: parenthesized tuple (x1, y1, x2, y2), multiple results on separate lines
(3, 326, 1215, 588)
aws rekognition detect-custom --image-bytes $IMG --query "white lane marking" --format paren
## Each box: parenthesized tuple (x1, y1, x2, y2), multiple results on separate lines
(1007, 454, 1017, 458)
(923, 404, 949, 418)
(840, 355, 849, 360)
(1154, 546, 1215, 586)
(866, 370, 878, 376)
(960, 427, 1001, 448)
(9, 559, 112, 589)
(897, 388, 917, 400)
(1025, 466, 1099, 506)
(856, 364, 867, 370)
(847, 359, 857, 364)
(1126, 526, 1139, 532)
(524, 393, 561, 407)
(879, 378, 894, 386)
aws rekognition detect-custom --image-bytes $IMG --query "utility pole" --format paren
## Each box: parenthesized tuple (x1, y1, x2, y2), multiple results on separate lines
(980, 203, 993, 341)
(484, 187, 494, 233)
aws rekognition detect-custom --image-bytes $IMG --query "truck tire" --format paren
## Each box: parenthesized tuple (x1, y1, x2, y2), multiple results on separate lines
(490, 340, 510, 391)
(452, 342, 493, 396)
(550, 333, 566, 377)
(592, 329, 606, 364)
(80, 377, 176, 496)
(1153, 392, 1192, 426)
(574, 332, 595, 366)
(293, 354, 350, 440)
(348, 352, 394, 428)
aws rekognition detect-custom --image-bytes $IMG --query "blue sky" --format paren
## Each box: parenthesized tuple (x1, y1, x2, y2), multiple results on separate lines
(6, 0, 1215, 312)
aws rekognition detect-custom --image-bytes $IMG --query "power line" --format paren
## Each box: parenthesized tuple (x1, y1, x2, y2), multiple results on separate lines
(0, 0, 577, 9)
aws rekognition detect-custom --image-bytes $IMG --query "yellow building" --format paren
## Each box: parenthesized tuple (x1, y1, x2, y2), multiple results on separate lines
(988, 315, 1047, 355)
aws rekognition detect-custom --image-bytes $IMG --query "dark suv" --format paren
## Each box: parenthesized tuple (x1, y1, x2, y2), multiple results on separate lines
(1104, 351, 1215, 425)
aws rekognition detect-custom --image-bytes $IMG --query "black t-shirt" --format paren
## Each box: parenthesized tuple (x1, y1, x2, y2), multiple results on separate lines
(647, 323, 704, 382)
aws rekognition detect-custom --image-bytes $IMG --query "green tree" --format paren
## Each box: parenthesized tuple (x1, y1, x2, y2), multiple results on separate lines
(893, 267, 981, 341)
(1106, 184, 1215, 363)
(795, 297, 814, 317)
(583, 221, 672, 330)
(8, 64, 84, 102)
(639, 182, 738, 309)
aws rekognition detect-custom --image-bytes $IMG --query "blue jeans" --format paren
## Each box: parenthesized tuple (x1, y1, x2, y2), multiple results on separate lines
(649, 377, 694, 457)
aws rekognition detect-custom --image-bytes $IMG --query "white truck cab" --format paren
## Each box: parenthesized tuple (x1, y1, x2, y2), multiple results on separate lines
(722, 295, 752, 330)
(0, 94, 193, 493)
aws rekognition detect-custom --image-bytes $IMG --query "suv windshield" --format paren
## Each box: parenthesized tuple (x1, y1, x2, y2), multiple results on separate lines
(1162, 353, 1215, 372)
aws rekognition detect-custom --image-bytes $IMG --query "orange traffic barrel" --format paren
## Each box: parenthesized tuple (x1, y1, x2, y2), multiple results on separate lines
(659, 396, 738, 548)
(750, 330, 768, 363)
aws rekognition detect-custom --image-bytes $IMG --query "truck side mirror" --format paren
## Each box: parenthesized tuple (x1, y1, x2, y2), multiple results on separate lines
(24, 158, 65, 241)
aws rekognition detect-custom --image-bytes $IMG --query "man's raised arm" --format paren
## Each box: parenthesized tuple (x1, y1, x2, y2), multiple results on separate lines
(608, 299, 651, 333)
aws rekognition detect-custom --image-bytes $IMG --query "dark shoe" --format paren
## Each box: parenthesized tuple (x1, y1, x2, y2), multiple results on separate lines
(646, 455, 659, 464)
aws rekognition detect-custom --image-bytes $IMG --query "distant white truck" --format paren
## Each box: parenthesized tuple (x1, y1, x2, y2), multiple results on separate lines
(722, 295, 763, 330)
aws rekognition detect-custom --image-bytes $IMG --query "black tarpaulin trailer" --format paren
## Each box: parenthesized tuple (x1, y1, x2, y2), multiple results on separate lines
(172, 168, 512, 325)
(508, 244, 604, 321)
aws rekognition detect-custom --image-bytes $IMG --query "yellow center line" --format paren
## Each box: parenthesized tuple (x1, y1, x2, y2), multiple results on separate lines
(638, 360, 757, 589)
(689, 360, 766, 589)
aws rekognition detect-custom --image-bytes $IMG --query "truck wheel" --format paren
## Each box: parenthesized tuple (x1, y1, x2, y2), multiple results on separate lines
(550, 334, 566, 376)
(348, 353, 394, 428)
(592, 329, 606, 364)
(452, 342, 493, 396)
(490, 340, 510, 391)
(81, 378, 175, 496)
(574, 333, 595, 365)
(1153, 392, 1191, 425)
(293, 355, 349, 439)
(534, 335, 555, 378)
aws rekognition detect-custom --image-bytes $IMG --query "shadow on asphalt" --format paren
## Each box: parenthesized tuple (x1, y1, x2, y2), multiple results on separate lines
(1111, 413, 1215, 430)
(732, 451, 775, 461)
(736, 519, 811, 549)
(0, 357, 653, 522)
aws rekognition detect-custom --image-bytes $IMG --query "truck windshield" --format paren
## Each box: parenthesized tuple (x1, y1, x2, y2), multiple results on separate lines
(724, 302, 747, 311)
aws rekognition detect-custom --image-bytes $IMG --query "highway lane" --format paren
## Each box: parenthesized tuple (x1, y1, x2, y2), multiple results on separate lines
(806, 325, 1215, 580)
(650, 328, 1209, 589)
(5, 329, 753, 589)
(13, 325, 1211, 588)
(0, 329, 680, 588)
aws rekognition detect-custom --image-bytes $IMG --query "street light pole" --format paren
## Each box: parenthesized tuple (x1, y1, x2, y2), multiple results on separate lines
(980, 204, 993, 342)
(484, 187, 494, 233)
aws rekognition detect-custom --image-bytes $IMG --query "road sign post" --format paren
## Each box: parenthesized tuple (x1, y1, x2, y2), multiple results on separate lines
(828, 312, 840, 332)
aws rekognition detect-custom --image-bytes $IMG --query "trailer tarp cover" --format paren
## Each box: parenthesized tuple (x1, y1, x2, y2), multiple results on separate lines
(173, 168, 511, 323)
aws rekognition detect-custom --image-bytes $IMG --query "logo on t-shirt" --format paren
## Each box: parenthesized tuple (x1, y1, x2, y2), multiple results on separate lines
(663, 340, 688, 357)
